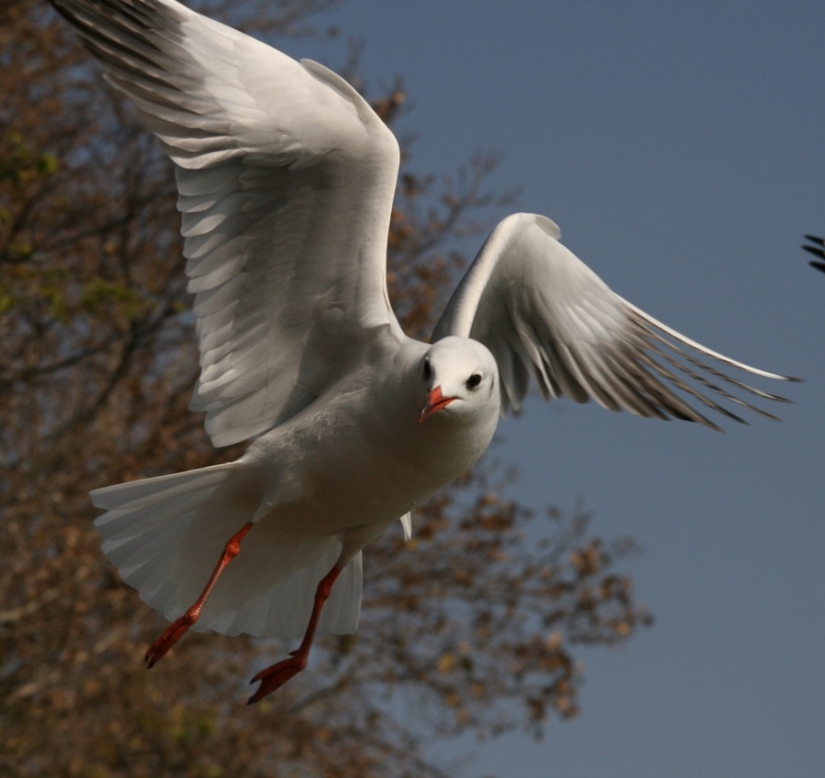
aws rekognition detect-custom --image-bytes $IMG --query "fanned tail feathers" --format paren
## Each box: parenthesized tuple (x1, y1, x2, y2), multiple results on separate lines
(92, 463, 363, 639)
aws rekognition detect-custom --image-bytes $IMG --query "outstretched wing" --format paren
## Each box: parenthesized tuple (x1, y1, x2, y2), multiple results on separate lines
(433, 212, 797, 428)
(54, 0, 403, 446)
(802, 235, 825, 274)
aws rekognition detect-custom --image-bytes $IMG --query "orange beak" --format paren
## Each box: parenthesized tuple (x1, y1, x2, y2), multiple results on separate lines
(419, 386, 456, 423)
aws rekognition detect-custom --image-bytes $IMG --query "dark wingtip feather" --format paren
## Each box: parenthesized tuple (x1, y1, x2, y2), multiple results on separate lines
(802, 244, 825, 259)
(802, 235, 825, 270)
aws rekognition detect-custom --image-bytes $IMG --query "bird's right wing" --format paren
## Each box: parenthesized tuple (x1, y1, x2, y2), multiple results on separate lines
(433, 213, 797, 428)
(54, 0, 403, 447)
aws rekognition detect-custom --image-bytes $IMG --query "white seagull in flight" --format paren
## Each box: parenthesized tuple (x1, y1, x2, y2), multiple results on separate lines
(52, 0, 796, 703)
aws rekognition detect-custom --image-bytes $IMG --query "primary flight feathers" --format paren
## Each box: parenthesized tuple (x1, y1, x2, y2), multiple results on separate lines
(803, 235, 825, 274)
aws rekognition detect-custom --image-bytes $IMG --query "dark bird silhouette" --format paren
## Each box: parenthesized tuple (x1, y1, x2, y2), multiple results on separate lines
(802, 235, 825, 273)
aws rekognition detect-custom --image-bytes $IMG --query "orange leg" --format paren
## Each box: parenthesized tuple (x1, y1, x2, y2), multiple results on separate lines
(145, 521, 254, 668)
(247, 564, 342, 704)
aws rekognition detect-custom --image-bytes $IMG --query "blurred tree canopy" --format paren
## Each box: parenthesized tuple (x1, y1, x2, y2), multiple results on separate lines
(0, 1, 652, 776)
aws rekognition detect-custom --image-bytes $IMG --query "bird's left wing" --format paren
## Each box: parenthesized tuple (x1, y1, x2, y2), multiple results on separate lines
(432, 213, 797, 428)
(53, 0, 403, 446)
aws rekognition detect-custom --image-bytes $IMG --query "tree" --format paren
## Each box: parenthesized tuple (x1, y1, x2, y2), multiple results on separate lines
(0, 2, 652, 775)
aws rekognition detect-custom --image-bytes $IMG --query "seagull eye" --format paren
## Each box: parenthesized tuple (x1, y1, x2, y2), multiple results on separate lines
(422, 359, 431, 381)
(466, 373, 482, 390)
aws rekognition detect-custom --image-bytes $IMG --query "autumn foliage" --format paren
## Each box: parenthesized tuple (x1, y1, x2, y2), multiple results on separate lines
(0, 2, 652, 775)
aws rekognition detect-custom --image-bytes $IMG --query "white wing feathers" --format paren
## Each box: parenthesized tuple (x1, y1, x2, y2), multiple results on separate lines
(433, 213, 796, 429)
(56, 0, 402, 446)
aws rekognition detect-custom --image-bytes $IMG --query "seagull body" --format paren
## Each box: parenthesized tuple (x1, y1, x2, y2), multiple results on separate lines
(53, 0, 795, 702)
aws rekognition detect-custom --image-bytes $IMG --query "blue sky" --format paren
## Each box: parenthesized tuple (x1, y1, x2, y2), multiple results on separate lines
(284, 2, 825, 776)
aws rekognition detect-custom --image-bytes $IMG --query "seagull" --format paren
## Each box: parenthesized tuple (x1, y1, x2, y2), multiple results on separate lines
(802, 235, 825, 273)
(53, 0, 797, 704)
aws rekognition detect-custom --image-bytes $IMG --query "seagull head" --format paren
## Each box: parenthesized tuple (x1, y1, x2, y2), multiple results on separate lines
(418, 337, 499, 425)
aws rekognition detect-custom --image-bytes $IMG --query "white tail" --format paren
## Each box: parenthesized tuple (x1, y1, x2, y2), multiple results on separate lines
(91, 463, 363, 639)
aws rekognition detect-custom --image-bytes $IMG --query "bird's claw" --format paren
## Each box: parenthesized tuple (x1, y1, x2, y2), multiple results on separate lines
(247, 654, 307, 704)
(145, 614, 195, 668)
